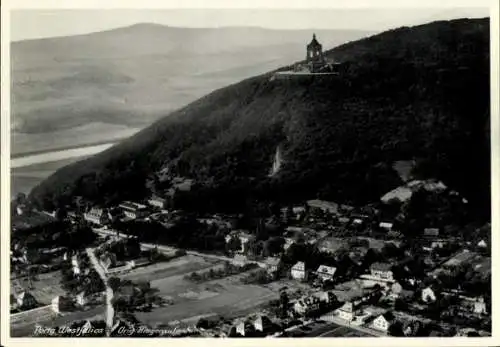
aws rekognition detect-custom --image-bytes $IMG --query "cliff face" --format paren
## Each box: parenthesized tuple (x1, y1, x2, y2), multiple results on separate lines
(30, 18, 490, 219)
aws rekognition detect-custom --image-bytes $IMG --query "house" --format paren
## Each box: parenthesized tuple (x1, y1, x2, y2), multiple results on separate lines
(263, 257, 280, 274)
(313, 291, 337, 304)
(477, 240, 488, 248)
(370, 263, 394, 281)
(51, 295, 73, 314)
(389, 282, 403, 299)
(16, 291, 37, 310)
(293, 295, 321, 316)
(335, 301, 360, 321)
(431, 240, 446, 249)
(424, 228, 440, 237)
(315, 265, 337, 282)
(371, 312, 396, 333)
(421, 286, 437, 303)
(75, 291, 86, 306)
(225, 230, 252, 254)
(472, 297, 487, 315)
(232, 254, 248, 267)
(253, 315, 274, 332)
(235, 320, 255, 336)
(147, 195, 166, 209)
(379, 222, 393, 232)
(84, 207, 110, 226)
(291, 262, 307, 281)
(118, 201, 149, 219)
(338, 217, 350, 225)
(306, 199, 339, 215)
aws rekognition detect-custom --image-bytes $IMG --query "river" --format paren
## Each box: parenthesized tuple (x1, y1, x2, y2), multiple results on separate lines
(11, 143, 115, 169)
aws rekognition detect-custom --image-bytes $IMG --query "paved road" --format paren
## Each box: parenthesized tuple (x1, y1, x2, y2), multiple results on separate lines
(86, 248, 114, 336)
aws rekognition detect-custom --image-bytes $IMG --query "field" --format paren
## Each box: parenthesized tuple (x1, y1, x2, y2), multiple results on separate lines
(118, 255, 297, 327)
(11, 270, 66, 305)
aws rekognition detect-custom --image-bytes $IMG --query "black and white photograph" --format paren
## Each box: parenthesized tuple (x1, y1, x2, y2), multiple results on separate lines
(1, 0, 498, 344)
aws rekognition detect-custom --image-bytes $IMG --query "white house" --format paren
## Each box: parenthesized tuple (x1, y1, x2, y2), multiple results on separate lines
(84, 208, 110, 226)
(263, 257, 280, 274)
(253, 315, 274, 332)
(371, 312, 396, 333)
(335, 301, 359, 321)
(76, 291, 86, 306)
(51, 295, 73, 314)
(379, 222, 393, 231)
(421, 286, 437, 303)
(477, 240, 488, 248)
(472, 297, 487, 315)
(293, 295, 321, 316)
(232, 254, 248, 267)
(370, 262, 394, 281)
(291, 261, 307, 281)
(16, 291, 37, 310)
(315, 265, 337, 282)
(147, 195, 166, 209)
(119, 201, 148, 219)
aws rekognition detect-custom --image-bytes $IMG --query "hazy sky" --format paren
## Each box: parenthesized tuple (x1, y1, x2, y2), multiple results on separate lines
(11, 7, 490, 41)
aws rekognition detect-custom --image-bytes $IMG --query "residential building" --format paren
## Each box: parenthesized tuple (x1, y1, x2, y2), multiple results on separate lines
(147, 195, 166, 209)
(421, 286, 437, 303)
(293, 295, 321, 316)
(263, 257, 280, 274)
(371, 312, 396, 333)
(306, 199, 339, 215)
(235, 320, 255, 336)
(477, 240, 488, 248)
(335, 301, 360, 321)
(389, 282, 403, 299)
(51, 295, 73, 314)
(315, 265, 337, 282)
(379, 222, 393, 232)
(313, 291, 337, 304)
(472, 297, 487, 315)
(370, 262, 394, 281)
(253, 315, 274, 332)
(225, 230, 252, 254)
(75, 291, 86, 306)
(118, 201, 149, 219)
(232, 254, 248, 267)
(16, 291, 37, 310)
(291, 261, 307, 281)
(424, 228, 440, 237)
(84, 208, 110, 226)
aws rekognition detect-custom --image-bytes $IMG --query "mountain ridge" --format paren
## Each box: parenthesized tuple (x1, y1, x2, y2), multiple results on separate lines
(29, 18, 490, 221)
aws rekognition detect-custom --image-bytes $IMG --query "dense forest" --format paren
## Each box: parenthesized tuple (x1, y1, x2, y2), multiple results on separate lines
(29, 18, 490, 221)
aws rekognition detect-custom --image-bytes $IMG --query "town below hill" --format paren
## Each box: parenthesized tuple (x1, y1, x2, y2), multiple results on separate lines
(10, 173, 491, 337)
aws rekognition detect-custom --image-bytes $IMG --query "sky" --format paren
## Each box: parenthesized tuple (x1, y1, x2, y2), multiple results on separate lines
(10, 7, 490, 41)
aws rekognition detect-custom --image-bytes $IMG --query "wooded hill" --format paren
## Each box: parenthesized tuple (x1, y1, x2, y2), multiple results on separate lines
(30, 18, 490, 221)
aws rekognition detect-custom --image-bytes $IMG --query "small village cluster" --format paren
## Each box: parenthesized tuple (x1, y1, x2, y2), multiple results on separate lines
(10, 173, 491, 338)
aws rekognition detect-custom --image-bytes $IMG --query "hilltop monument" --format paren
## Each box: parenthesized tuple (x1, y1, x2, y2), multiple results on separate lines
(306, 34, 326, 72)
(272, 34, 344, 80)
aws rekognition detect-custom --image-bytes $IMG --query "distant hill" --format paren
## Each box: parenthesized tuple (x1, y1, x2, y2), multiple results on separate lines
(11, 23, 371, 155)
(30, 18, 490, 220)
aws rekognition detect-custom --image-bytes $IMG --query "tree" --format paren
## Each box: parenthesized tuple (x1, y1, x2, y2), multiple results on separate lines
(388, 321, 405, 336)
(263, 236, 285, 257)
(279, 290, 289, 319)
(226, 235, 242, 254)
